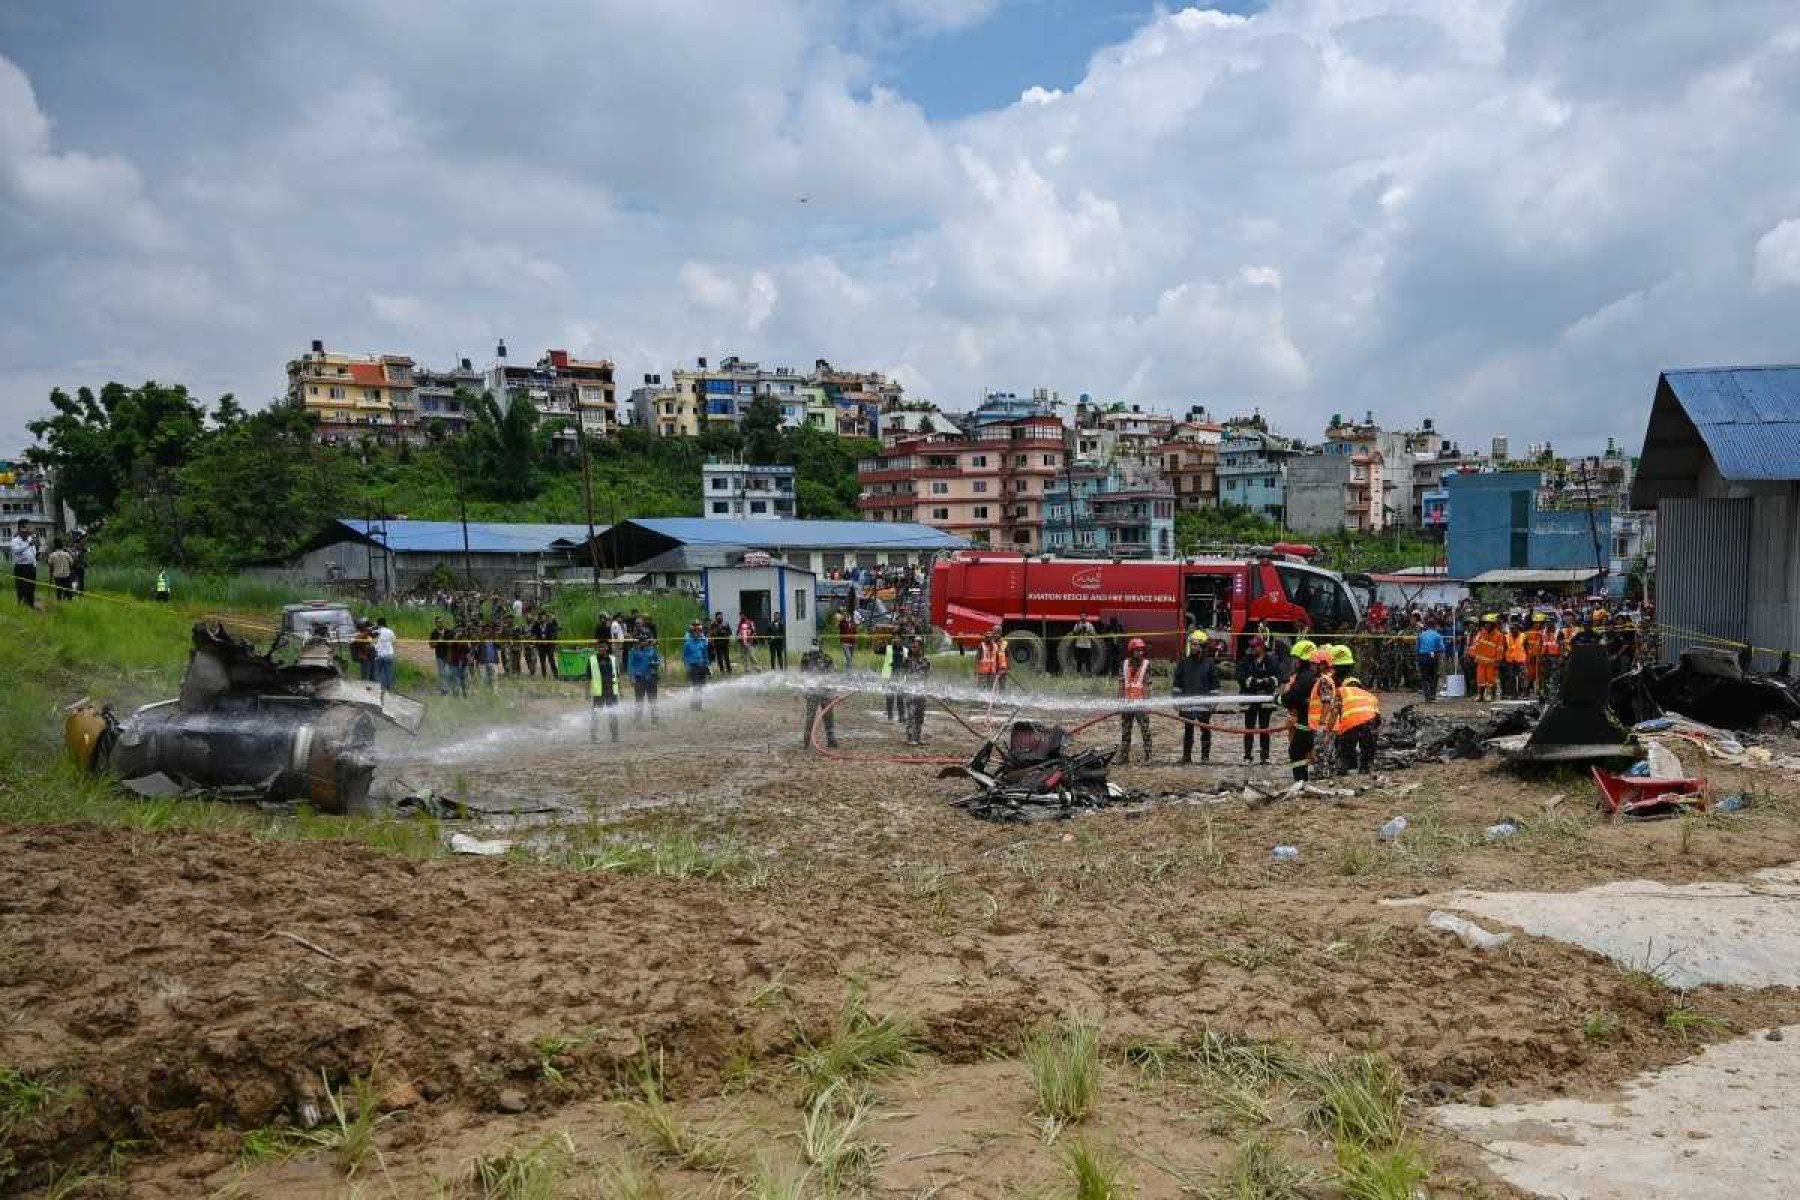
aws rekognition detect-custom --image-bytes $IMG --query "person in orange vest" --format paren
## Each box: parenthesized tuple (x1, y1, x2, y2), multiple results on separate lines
(1333, 667, 1382, 774)
(1535, 611, 1563, 698)
(1469, 615, 1503, 701)
(1305, 647, 1340, 776)
(1279, 640, 1320, 782)
(1523, 612, 1547, 695)
(976, 626, 1009, 695)
(1502, 616, 1529, 699)
(1117, 637, 1153, 764)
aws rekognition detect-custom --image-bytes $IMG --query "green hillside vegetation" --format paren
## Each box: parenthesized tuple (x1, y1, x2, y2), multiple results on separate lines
(26, 382, 874, 570)
(1175, 505, 1443, 575)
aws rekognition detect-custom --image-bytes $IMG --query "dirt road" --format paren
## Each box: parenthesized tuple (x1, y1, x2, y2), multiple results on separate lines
(4, 686, 1798, 1197)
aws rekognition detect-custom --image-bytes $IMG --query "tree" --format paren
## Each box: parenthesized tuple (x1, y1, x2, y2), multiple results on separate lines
(740, 394, 784, 464)
(462, 388, 542, 501)
(26, 381, 211, 524)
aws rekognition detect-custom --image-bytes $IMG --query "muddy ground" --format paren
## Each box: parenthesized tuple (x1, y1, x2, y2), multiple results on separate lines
(4, 679, 1800, 1197)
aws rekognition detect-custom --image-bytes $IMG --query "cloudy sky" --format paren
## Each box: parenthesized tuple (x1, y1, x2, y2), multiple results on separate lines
(4, 0, 1800, 453)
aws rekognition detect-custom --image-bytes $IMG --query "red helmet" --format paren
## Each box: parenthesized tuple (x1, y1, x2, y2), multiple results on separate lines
(1127, 637, 1147, 651)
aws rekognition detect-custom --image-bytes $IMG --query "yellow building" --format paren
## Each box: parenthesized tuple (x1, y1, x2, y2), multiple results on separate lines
(287, 340, 417, 445)
(631, 380, 698, 438)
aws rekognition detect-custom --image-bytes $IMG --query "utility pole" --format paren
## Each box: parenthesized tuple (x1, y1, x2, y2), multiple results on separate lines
(576, 422, 602, 601)
(454, 447, 473, 588)
(1577, 460, 1607, 589)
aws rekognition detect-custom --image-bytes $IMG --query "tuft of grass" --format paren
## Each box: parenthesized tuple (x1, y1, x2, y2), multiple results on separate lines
(1063, 1139, 1128, 1200)
(0, 1065, 55, 1131)
(1206, 1137, 1311, 1200)
(238, 1124, 306, 1166)
(531, 1031, 593, 1086)
(593, 1154, 665, 1200)
(1617, 941, 1678, 994)
(1582, 1012, 1621, 1043)
(572, 831, 751, 880)
(1335, 1138, 1430, 1200)
(620, 1059, 735, 1172)
(471, 1132, 575, 1200)
(1303, 1056, 1406, 1150)
(1336, 844, 1374, 877)
(1122, 1038, 1181, 1082)
(298, 1071, 391, 1177)
(799, 1083, 879, 1192)
(741, 1160, 808, 1200)
(1191, 1031, 1305, 1088)
(791, 987, 922, 1105)
(1664, 1005, 1727, 1041)
(1023, 1018, 1102, 1139)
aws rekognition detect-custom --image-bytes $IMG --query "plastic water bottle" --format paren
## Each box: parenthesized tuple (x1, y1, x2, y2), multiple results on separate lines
(1484, 822, 1519, 841)
(1379, 816, 1408, 840)
(1715, 794, 1748, 813)
(1272, 845, 1300, 862)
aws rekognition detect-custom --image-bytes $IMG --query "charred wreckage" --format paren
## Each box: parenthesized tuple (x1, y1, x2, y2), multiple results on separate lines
(65, 623, 422, 813)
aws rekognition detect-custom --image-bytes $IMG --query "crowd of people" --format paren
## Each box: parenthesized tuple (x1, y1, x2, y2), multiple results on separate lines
(6, 522, 90, 607)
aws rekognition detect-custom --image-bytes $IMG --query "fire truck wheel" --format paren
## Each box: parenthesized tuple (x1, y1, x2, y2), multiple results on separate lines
(1051, 632, 1088, 675)
(1001, 630, 1047, 673)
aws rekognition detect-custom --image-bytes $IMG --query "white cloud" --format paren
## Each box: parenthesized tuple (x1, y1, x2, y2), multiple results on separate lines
(5, 3, 1800, 450)
(1752, 218, 1800, 290)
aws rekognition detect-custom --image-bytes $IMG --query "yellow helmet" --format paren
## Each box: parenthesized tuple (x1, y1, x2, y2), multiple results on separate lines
(1187, 629, 1208, 645)
(1291, 638, 1316, 660)
(1531, 612, 1547, 623)
(1330, 644, 1355, 667)
(1482, 613, 1498, 623)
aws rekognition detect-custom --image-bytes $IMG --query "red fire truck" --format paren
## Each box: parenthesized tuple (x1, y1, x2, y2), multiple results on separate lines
(930, 547, 1370, 672)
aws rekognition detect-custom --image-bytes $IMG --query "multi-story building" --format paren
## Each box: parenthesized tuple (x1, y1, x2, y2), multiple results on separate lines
(879, 403, 947, 446)
(1157, 418, 1222, 512)
(1286, 449, 1384, 533)
(1445, 469, 1610, 584)
(701, 460, 796, 520)
(0, 458, 56, 538)
(857, 397, 1065, 551)
(488, 344, 619, 444)
(1217, 426, 1300, 521)
(413, 358, 483, 441)
(1410, 441, 1487, 530)
(813, 359, 901, 439)
(630, 374, 698, 438)
(286, 340, 418, 445)
(1043, 466, 1175, 558)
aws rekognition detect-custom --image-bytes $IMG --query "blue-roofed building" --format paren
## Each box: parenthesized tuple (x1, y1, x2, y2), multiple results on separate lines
(1444, 470, 1608, 591)
(592, 517, 965, 587)
(263, 518, 601, 595)
(1632, 366, 1800, 670)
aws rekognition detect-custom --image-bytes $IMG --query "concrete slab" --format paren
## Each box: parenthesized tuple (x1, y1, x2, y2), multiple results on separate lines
(1438, 1027, 1800, 1200)
(1389, 862, 1800, 989)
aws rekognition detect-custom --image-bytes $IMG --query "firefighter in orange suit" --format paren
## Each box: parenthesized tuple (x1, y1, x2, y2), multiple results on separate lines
(1333, 668, 1381, 774)
(1118, 637, 1153, 764)
(1469, 615, 1504, 701)
(976, 626, 1009, 695)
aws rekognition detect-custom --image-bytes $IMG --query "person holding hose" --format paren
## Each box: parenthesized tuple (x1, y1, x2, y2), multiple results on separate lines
(902, 634, 932, 746)
(1172, 630, 1220, 764)
(1280, 639, 1318, 782)
(588, 636, 620, 743)
(627, 631, 662, 726)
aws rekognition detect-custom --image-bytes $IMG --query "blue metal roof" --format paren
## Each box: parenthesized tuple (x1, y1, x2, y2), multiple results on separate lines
(334, 518, 599, 554)
(622, 517, 966, 551)
(1660, 366, 1800, 482)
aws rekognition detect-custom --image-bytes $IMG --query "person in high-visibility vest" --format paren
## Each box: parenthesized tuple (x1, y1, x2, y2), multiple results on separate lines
(588, 636, 620, 744)
(1305, 647, 1340, 776)
(1502, 618, 1529, 699)
(1469, 615, 1504, 701)
(1118, 637, 1153, 764)
(154, 570, 171, 602)
(1523, 613, 1547, 695)
(976, 627, 1010, 695)
(1333, 671, 1382, 774)
(1535, 611, 1563, 698)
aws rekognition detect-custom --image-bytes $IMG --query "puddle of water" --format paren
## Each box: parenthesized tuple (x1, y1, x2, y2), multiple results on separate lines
(1438, 1026, 1800, 1200)
(1388, 862, 1800, 988)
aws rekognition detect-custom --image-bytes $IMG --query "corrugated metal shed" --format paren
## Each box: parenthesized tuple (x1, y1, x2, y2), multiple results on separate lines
(616, 517, 965, 551)
(332, 518, 600, 554)
(1466, 568, 1602, 585)
(1633, 367, 1800, 506)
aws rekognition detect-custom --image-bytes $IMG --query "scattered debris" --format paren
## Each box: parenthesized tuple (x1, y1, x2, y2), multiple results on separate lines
(944, 720, 1134, 822)
(1427, 910, 1513, 950)
(1379, 701, 1542, 767)
(1484, 821, 1520, 841)
(1591, 767, 1708, 820)
(449, 833, 515, 857)
(1272, 844, 1300, 862)
(1613, 647, 1800, 733)
(1379, 815, 1409, 840)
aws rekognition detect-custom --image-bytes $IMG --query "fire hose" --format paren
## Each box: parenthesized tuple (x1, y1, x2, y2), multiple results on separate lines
(807, 689, 1296, 765)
